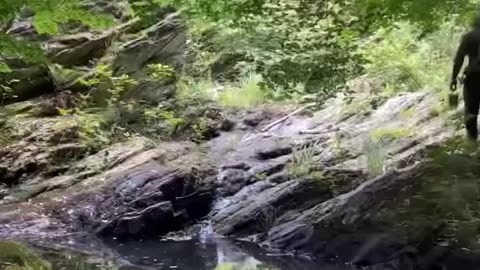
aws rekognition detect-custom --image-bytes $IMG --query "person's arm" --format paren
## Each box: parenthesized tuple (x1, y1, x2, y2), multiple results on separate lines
(451, 34, 468, 90)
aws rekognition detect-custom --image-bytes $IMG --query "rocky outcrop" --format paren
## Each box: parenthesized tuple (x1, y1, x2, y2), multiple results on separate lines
(2, 9, 185, 106)
(207, 92, 463, 267)
(0, 83, 468, 268)
(113, 12, 186, 104)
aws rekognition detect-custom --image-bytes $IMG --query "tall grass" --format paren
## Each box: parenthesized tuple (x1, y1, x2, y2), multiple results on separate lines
(218, 72, 270, 109)
(363, 137, 387, 177)
(288, 140, 323, 179)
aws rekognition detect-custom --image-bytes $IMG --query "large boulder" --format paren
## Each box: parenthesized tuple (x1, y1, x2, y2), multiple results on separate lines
(112, 12, 186, 104)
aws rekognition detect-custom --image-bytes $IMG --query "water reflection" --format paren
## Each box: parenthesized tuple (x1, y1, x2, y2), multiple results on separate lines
(103, 238, 344, 270)
(1, 238, 340, 270)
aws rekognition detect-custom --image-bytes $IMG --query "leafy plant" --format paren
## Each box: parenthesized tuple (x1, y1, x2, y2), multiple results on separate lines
(143, 106, 187, 137)
(147, 63, 175, 80)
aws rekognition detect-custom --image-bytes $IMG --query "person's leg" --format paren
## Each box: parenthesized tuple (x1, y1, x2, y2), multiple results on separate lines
(463, 75, 480, 141)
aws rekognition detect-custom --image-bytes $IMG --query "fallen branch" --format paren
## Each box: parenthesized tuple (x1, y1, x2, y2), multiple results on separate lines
(260, 103, 314, 132)
(299, 127, 340, 135)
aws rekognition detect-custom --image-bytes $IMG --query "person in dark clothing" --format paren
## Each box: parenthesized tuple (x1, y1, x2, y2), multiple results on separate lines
(451, 15, 480, 141)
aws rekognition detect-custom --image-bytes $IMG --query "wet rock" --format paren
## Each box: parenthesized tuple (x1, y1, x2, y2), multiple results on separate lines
(255, 139, 292, 160)
(129, 191, 165, 208)
(263, 163, 428, 263)
(220, 117, 236, 131)
(217, 169, 249, 196)
(47, 32, 117, 67)
(96, 201, 177, 238)
(212, 180, 322, 236)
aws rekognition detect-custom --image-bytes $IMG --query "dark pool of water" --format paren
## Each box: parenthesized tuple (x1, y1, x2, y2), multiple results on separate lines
(7, 233, 480, 270)
(33, 237, 351, 270)
(101, 238, 349, 270)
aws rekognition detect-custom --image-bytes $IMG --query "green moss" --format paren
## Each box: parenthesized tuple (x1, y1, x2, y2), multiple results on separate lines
(370, 127, 413, 142)
(0, 241, 51, 270)
(399, 107, 416, 119)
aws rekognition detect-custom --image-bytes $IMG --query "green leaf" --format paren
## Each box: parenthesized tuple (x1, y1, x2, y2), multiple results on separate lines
(0, 61, 11, 73)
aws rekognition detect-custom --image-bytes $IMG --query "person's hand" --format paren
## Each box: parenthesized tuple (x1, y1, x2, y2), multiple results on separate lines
(450, 80, 457, 91)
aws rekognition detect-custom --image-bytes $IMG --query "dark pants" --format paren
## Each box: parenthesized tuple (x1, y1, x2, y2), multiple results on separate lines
(464, 72, 480, 140)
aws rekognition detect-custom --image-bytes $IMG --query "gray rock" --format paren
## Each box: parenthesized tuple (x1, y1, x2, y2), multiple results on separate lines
(97, 201, 176, 237)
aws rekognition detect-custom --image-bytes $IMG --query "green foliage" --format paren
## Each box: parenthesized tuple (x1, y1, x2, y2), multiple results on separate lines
(354, 0, 478, 31)
(143, 106, 186, 137)
(147, 63, 175, 80)
(399, 107, 416, 119)
(176, 78, 217, 103)
(152, 0, 477, 102)
(0, 60, 11, 73)
(0, 0, 113, 71)
(359, 20, 463, 93)
(48, 64, 85, 90)
(341, 92, 389, 118)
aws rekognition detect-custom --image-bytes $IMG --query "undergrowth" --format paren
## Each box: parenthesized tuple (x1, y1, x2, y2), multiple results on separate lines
(359, 20, 463, 94)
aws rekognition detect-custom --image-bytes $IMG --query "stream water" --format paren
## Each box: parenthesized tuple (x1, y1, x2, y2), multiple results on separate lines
(32, 238, 350, 270)
(5, 234, 480, 270)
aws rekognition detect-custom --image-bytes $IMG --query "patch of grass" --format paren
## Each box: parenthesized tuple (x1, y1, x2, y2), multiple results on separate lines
(363, 137, 387, 177)
(341, 93, 389, 118)
(399, 107, 416, 119)
(287, 140, 323, 179)
(218, 72, 270, 109)
(176, 78, 217, 104)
